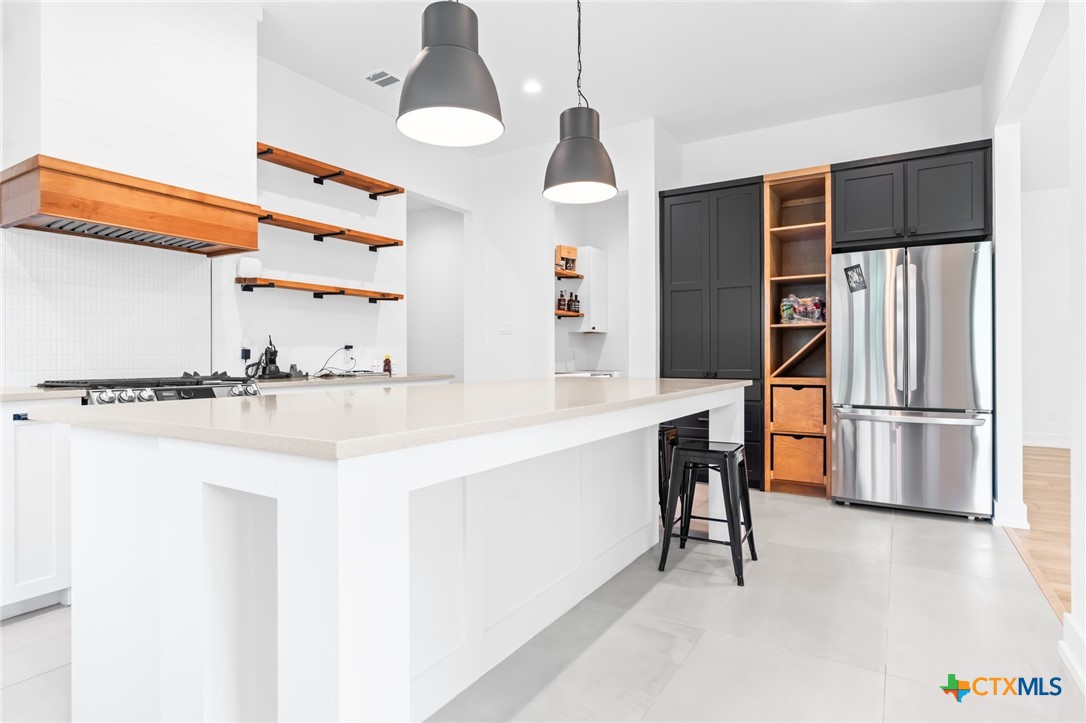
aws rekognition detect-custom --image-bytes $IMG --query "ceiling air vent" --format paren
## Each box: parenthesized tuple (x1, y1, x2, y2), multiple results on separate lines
(365, 70, 401, 88)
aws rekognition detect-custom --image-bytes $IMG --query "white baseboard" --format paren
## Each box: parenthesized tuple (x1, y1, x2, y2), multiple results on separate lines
(1059, 613, 1085, 694)
(993, 497, 1030, 529)
(1023, 434, 1072, 448)
(1, 589, 70, 621)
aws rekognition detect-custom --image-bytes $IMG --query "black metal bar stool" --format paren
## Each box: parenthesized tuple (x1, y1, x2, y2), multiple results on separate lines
(659, 440, 757, 586)
(657, 425, 679, 525)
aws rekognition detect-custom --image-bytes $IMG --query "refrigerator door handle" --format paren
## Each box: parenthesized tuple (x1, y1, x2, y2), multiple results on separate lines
(895, 268, 905, 391)
(907, 263, 918, 393)
(835, 411, 986, 427)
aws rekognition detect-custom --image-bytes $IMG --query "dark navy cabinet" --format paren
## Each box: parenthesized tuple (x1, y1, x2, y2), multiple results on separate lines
(660, 177, 764, 487)
(832, 141, 991, 252)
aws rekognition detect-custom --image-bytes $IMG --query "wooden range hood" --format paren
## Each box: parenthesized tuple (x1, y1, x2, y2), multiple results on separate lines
(0, 155, 260, 256)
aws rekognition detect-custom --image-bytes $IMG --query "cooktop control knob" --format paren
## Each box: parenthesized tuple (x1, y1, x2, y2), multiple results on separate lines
(117, 389, 136, 403)
(179, 389, 193, 400)
(230, 386, 243, 397)
(137, 389, 155, 402)
(96, 390, 116, 404)
(243, 384, 258, 396)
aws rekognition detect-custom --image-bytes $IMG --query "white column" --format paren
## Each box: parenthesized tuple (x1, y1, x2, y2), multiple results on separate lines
(1060, 0, 1086, 693)
(335, 462, 413, 721)
(992, 123, 1029, 528)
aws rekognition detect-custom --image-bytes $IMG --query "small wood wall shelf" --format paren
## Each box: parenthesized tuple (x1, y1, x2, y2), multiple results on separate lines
(256, 143, 404, 200)
(1, 155, 260, 256)
(763, 166, 832, 497)
(555, 310, 584, 319)
(236, 277, 403, 302)
(258, 211, 403, 251)
(555, 269, 584, 280)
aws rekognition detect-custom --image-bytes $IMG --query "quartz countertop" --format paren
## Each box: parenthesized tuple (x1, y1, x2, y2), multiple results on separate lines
(0, 387, 88, 403)
(30, 377, 750, 460)
(258, 373, 453, 389)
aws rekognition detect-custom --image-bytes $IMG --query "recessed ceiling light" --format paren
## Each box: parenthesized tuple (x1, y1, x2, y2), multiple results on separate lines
(523, 80, 542, 94)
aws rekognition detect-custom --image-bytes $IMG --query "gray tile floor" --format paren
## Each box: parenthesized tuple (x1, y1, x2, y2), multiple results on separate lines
(0, 491, 1081, 722)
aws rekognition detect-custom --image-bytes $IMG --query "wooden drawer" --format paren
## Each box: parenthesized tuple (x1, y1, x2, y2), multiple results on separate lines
(771, 385, 825, 434)
(771, 434, 825, 485)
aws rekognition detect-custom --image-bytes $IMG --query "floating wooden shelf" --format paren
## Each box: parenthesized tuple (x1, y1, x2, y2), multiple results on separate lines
(235, 277, 403, 302)
(256, 143, 404, 200)
(770, 273, 826, 283)
(555, 269, 584, 279)
(555, 310, 584, 318)
(258, 211, 402, 250)
(770, 322, 826, 329)
(769, 221, 827, 242)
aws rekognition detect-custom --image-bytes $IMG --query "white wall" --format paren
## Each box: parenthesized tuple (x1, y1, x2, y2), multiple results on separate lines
(681, 87, 984, 186)
(210, 58, 482, 377)
(553, 196, 629, 373)
(0, 1, 257, 387)
(35, 0, 259, 200)
(1061, 0, 1085, 692)
(1021, 33, 1070, 448)
(407, 203, 465, 380)
(476, 118, 663, 381)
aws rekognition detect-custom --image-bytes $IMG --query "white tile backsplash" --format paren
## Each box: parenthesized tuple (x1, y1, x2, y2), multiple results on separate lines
(0, 228, 210, 387)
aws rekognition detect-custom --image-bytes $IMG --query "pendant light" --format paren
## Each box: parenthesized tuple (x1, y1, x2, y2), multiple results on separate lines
(398, 1, 504, 147)
(543, 0, 617, 204)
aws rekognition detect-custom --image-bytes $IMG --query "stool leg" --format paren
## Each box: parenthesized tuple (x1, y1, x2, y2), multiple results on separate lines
(659, 454, 685, 572)
(739, 459, 757, 561)
(723, 456, 745, 586)
(679, 464, 696, 549)
(657, 437, 668, 528)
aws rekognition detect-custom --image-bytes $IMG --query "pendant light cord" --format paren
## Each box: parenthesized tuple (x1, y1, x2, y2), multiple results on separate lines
(577, 0, 590, 107)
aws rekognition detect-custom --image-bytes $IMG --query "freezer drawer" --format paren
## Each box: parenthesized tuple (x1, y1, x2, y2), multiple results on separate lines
(831, 408, 992, 517)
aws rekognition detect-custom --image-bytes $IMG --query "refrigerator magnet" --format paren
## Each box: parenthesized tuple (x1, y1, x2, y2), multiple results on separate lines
(844, 264, 867, 293)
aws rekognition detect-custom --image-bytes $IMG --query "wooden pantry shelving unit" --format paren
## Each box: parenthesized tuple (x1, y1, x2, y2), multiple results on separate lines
(258, 211, 403, 250)
(256, 143, 404, 200)
(236, 277, 403, 302)
(763, 166, 832, 498)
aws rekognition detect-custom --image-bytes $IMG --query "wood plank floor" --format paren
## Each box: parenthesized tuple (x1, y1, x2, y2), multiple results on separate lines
(1006, 446, 1072, 620)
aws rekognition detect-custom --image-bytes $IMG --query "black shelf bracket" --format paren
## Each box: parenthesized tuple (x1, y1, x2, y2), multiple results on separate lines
(368, 188, 400, 201)
(257, 148, 274, 157)
(313, 290, 346, 299)
(313, 170, 345, 185)
(369, 297, 397, 304)
(369, 246, 379, 253)
(313, 230, 346, 243)
(259, 213, 273, 221)
(241, 282, 276, 292)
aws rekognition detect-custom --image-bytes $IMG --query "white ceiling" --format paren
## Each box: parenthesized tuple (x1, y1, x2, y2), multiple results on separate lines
(258, 1, 1005, 156)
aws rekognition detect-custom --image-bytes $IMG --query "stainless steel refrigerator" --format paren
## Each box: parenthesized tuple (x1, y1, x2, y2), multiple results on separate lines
(830, 240, 993, 518)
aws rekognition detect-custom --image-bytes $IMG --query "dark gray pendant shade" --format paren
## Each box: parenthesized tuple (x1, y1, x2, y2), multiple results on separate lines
(543, 106, 618, 204)
(397, 1, 504, 147)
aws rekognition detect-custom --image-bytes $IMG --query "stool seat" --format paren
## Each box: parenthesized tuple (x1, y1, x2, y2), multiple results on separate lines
(659, 439, 757, 585)
(673, 440, 743, 464)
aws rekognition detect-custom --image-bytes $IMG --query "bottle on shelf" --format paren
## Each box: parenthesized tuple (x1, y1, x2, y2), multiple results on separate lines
(572, 294, 580, 313)
(557, 290, 567, 311)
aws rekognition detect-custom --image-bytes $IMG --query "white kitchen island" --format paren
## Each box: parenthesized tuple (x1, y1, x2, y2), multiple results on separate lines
(33, 377, 748, 722)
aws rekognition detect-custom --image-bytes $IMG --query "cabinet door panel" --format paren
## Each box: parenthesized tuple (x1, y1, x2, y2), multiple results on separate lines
(708, 184, 762, 380)
(662, 194, 711, 377)
(1, 411, 71, 608)
(906, 149, 988, 238)
(833, 163, 904, 248)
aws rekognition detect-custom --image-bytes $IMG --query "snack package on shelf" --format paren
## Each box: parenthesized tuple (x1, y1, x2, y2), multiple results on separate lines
(779, 294, 826, 324)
